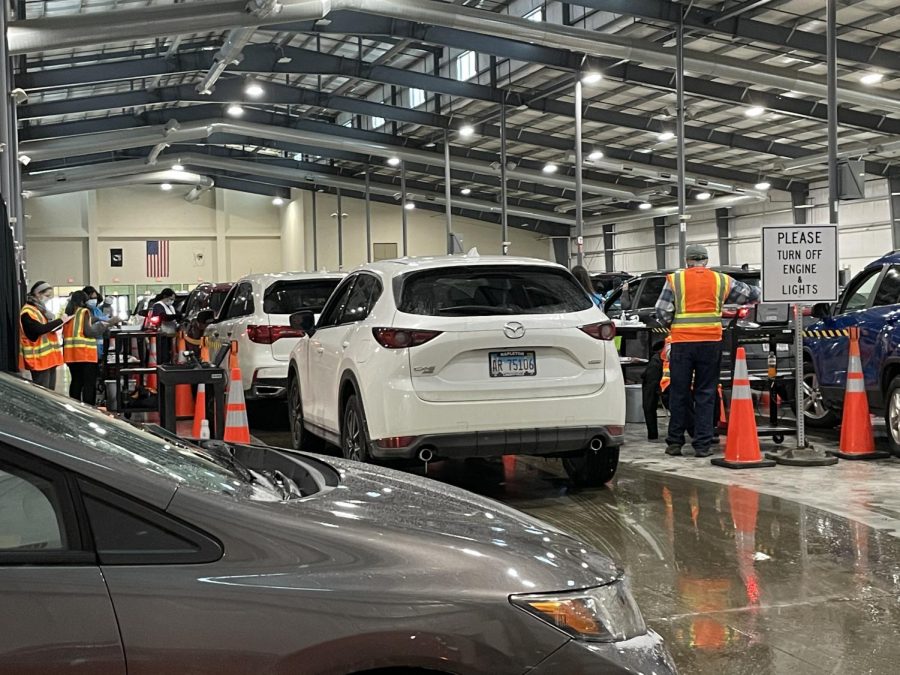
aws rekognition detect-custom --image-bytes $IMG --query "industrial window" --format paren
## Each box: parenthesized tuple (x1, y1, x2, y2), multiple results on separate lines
(371, 116, 386, 129)
(409, 88, 425, 108)
(455, 50, 477, 81)
(525, 6, 543, 22)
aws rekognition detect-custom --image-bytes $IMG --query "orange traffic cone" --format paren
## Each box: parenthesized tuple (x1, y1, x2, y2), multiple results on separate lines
(712, 347, 776, 469)
(175, 333, 194, 419)
(228, 339, 239, 371)
(717, 384, 727, 430)
(199, 337, 210, 364)
(223, 345, 250, 444)
(192, 383, 207, 439)
(831, 327, 890, 460)
(146, 335, 158, 391)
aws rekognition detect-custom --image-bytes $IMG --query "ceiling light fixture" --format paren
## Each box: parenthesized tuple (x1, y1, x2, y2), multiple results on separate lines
(638, 202, 653, 210)
(244, 81, 265, 98)
(460, 187, 472, 196)
(542, 162, 558, 174)
(387, 157, 401, 166)
(172, 163, 185, 171)
(459, 124, 475, 137)
(860, 72, 884, 85)
(745, 106, 766, 118)
(160, 183, 173, 192)
(695, 191, 712, 200)
(755, 181, 771, 191)
(404, 201, 416, 210)
(226, 104, 244, 117)
(657, 131, 675, 142)
(581, 71, 603, 85)
(588, 150, 604, 161)
(272, 197, 285, 206)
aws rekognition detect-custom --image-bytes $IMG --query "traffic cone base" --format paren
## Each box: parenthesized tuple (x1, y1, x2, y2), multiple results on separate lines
(713, 347, 775, 470)
(831, 327, 887, 460)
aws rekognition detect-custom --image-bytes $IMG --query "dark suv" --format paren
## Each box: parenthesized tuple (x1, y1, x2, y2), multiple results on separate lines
(803, 252, 900, 452)
(590, 271, 633, 297)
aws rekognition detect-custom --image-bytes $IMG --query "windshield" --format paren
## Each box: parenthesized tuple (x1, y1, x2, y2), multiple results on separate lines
(209, 288, 231, 314)
(264, 279, 341, 315)
(0, 375, 253, 496)
(397, 265, 593, 316)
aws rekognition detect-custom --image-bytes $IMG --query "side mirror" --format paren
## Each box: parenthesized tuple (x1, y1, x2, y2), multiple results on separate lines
(811, 302, 832, 319)
(197, 309, 216, 324)
(290, 310, 316, 334)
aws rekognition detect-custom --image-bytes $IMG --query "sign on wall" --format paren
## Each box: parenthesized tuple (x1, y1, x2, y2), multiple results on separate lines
(761, 225, 838, 303)
(110, 248, 123, 268)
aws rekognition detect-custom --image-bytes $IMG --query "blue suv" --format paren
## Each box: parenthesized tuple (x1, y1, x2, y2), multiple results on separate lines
(804, 252, 900, 452)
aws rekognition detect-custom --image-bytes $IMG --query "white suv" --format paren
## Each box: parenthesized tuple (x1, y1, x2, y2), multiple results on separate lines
(287, 256, 625, 485)
(206, 272, 344, 399)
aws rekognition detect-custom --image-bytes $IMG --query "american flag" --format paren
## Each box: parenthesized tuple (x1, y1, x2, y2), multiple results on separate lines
(146, 240, 170, 278)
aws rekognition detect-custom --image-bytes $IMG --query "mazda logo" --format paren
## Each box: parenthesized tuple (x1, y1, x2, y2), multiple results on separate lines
(504, 322, 526, 339)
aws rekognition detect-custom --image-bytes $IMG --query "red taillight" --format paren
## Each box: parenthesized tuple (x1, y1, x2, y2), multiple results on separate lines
(247, 324, 305, 344)
(373, 436, 418, 449)
(579, 322, 616, 341)
(372, 328, 442, 349)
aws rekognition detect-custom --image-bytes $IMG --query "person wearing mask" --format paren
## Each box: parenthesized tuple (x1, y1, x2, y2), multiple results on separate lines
(19, 281, 66, 390)
(571, 265, 604, 307)
(82, 286, 120, 362)
(63, 290, 108, 404)
(654, 244, 760, 458)
(145, 288, 180, 364)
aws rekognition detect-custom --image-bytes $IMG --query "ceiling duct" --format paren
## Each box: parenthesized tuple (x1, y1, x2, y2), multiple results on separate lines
(8, 0, 900, 114)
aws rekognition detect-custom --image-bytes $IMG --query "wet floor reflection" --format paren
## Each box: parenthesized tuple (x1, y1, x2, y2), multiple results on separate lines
(423, 457, 900, 675)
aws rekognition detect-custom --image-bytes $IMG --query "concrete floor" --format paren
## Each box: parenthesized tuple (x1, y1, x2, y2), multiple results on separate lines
(249, 402, 900, 675)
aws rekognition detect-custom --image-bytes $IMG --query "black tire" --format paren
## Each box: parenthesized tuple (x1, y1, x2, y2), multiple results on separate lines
(802, 360, 839, 429)
(563, 446, 619, 487)
(341, 394, 371, 462)
(884, 376, 900, 456)
(288, 376, 325, 453)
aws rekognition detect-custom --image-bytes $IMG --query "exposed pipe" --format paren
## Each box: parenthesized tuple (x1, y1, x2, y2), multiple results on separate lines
(584, 194, 763, 227)
(146, 142, 170, 164)
(400, 160, 408, 256)
(22, 170, 214, 198)
(574, 77, 583, 268)
(675, 7, 687, 264)
(443, 129, 452, 253)
(773, 137, 900, 171)
(20, 118, 640, 200)
(10, 0, 900, 114)
(196, 27, 256, 95)
(23, 153, 577, 225)
(499, 100, 508, 255)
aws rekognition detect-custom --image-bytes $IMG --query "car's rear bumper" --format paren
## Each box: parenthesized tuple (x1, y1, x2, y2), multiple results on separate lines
(248, 374, 288, 399)
(369, 425, 625, 460)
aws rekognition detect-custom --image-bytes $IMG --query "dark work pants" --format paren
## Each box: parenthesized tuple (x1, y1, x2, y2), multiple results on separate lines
(30, 367, 58, 391)
(666, 341, 721, 451)
(68, 362, 99, 405)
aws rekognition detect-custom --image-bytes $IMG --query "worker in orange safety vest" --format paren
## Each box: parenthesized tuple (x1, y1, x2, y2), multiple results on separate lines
(63, 290, 109, 405)
(19, 281, 65, 390)
(654, 244, 759, 457)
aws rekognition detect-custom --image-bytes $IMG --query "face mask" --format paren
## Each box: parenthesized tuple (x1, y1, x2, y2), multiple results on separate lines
(87, 299, 98, 308)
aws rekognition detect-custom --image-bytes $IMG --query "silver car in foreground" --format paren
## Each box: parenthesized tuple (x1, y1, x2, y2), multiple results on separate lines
(0, 374, 676, 675)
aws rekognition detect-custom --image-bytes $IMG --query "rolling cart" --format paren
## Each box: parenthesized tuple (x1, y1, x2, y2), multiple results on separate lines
(722, 303, 798, 446)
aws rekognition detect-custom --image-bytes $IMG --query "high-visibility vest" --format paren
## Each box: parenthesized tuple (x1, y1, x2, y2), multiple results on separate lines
(660, 337, 672, 392)
(63, 307, 99, 363)
(667, 268, 732, 343)
(19, 304, 64, 371)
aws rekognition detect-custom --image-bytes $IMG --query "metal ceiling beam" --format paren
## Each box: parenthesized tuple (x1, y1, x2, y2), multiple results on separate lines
(560, 0, 900, 72)
(19, 70, 813, 163)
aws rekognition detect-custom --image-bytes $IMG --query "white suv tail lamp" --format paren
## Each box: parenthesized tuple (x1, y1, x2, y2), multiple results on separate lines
(579, 322, 617, 340)
(247, 325, 306, 344)
(372, 328, 442, 349)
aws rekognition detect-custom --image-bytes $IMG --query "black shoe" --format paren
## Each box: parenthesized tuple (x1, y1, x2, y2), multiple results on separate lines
(694, 448, 714, 458)
(665, 445, 683, 456)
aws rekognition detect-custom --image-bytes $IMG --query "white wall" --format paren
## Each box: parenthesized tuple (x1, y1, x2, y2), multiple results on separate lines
(581, 178, 896, 276)
(24, 185, 552, 288)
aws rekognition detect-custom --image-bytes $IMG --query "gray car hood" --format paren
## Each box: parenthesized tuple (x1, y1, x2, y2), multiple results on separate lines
(169, 450, 621, 595)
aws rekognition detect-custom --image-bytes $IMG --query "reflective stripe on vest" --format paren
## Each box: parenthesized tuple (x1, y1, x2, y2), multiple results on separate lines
(669, 269, 731, 343)
(63, 308, 99, 363)
(19, 305, 64, 371)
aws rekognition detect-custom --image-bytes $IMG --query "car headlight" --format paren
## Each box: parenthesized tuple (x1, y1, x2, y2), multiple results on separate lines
(511, 581, 646, 642)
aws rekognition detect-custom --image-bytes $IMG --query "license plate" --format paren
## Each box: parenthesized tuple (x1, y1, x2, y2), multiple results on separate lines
(489, 351, 536, 378)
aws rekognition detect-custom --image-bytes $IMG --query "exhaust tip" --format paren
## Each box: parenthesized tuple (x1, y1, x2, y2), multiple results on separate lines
(589, 437, 604, 452)
(418, 447, 434, 463)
